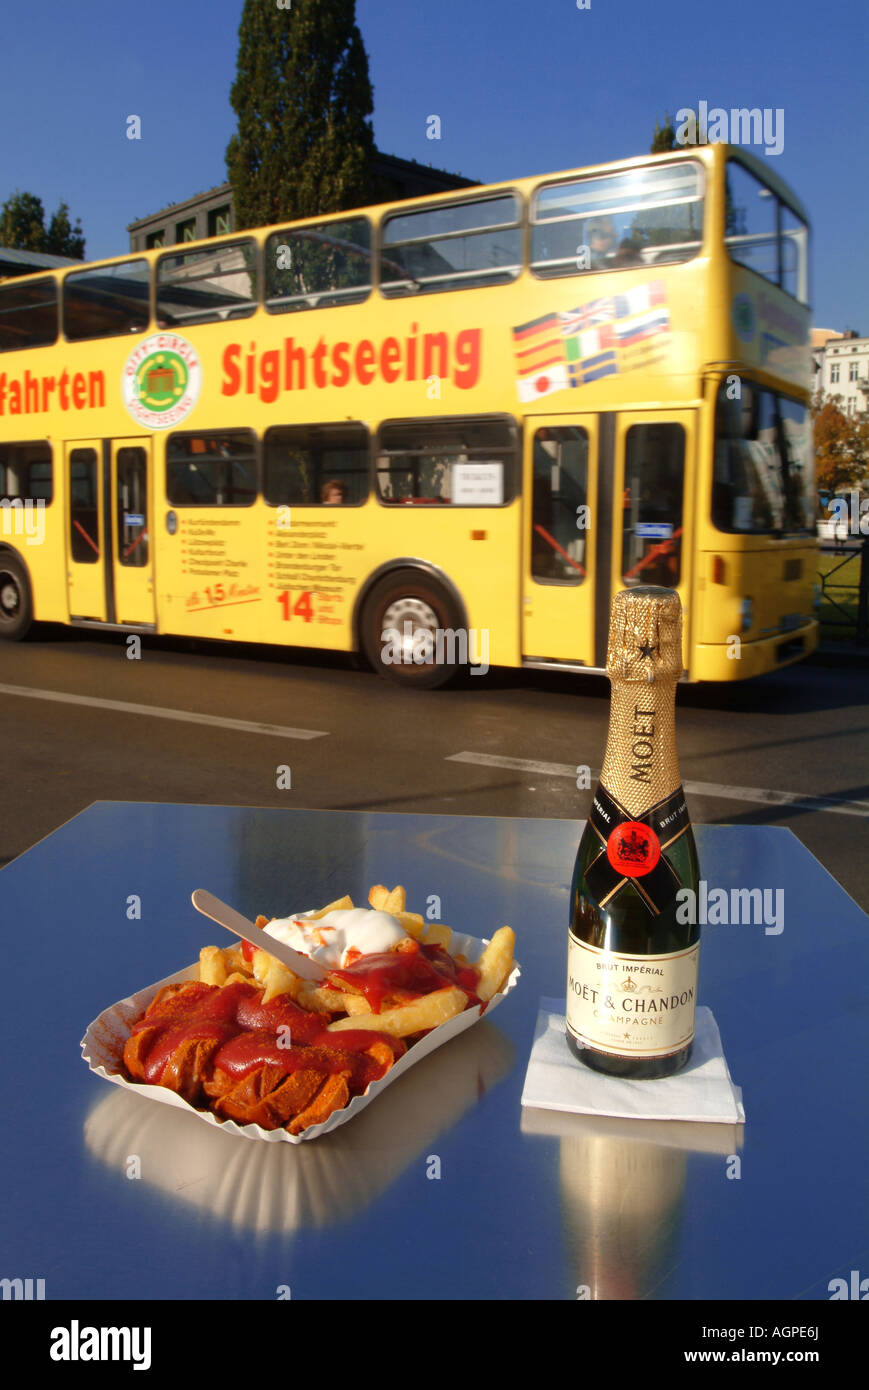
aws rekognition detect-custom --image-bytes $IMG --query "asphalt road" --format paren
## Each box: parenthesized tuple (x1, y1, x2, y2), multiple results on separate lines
(1, 626, 867, 916)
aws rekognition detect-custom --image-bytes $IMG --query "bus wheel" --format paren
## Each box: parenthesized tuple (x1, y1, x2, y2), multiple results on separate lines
(361, 570, 463, 689)
(0, 555, 33, 640)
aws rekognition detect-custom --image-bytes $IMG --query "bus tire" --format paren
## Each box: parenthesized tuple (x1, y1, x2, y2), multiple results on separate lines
(0, 553, 33, 640)
(360, 569, 463, 690)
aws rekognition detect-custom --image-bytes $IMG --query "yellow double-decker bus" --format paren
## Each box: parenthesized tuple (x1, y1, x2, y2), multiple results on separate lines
(0, 142, 816, 686)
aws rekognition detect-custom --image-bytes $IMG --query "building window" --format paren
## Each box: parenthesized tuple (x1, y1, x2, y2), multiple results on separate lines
(146, 230, 165, 250)
(849, 362, 859, 382)
(208, 206, 232, 238)
(830, 364, 840, 383)
(176, 218, 197, 244)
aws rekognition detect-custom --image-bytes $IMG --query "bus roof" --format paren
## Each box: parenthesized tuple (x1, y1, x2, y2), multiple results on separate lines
(0, 143, 807, 287)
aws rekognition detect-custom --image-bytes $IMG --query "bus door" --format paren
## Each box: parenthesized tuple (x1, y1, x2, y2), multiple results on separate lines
(522, 415, 598, 666)
(613, 410, 697, 665)
(65, 441, 106, 622)
(65, 439, 155, 625)
(111, 439, 155, 625)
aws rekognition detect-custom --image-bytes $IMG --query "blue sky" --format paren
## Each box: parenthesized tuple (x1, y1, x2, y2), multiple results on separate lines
(1, 0, 865, 330)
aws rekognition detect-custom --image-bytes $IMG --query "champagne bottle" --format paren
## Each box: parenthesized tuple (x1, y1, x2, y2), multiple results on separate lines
(567, 586, 700, 1078)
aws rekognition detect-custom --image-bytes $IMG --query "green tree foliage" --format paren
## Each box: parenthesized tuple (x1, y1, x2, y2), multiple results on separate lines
(0, 191, 85, 258)
(45, 202, 86, 258)
(650, 113, 676, 153)
(226, 0, 376, 232)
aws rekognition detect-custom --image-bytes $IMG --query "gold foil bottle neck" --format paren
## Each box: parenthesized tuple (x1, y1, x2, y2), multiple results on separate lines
(606, 586, 683, 684)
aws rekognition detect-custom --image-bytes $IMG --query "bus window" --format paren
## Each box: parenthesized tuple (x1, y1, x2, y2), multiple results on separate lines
(531, 427, 588, 583)
(0, 442, 53, 503)
(166, 431, 258, 506)
(531, 163, 703, 278)
(69, 448, 100, 563)
(156, 240, 258, 327)
(264, 424, 369, 504)
(713, 383, 813, 535)
(264, 218, 372, 313)
(117, 447, 149, 567)
(780, 205, 809, 305)
(63, 259, 150, 342)
(725, 162, 778, 284)
(622, 423, 684, 586)
(376, 418, 516, 504)
(380, 196, 521, 297)
(0, 277, 58, 352)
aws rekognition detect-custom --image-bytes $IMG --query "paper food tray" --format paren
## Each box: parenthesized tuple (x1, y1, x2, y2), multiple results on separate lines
(81, 929, 520, 1143)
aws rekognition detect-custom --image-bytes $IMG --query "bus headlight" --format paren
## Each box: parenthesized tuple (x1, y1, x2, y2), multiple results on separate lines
(741, 598, 754, 633)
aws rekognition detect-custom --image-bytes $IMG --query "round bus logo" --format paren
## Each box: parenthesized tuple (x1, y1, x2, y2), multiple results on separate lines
(122, 333, 202, 429)
(606, 821, 661, 878)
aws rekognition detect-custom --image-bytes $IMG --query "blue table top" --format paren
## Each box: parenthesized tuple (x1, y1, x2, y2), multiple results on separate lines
(1, 803, 866, 1301)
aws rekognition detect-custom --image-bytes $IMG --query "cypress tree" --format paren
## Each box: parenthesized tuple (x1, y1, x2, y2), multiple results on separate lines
(226, 0, 376, 230)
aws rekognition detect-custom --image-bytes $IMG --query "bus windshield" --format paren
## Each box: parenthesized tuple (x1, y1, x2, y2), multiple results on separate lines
(725, 159, 809, 304)
(713, 382, 814, 535)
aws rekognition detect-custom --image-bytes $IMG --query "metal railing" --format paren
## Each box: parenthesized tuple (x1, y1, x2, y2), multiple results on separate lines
(818, 537, 869, 644)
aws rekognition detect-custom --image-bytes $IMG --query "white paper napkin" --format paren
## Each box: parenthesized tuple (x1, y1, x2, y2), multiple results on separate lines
(521, 1000, 745, 1123)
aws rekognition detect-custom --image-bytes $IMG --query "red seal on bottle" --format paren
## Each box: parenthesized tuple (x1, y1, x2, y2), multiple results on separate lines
(606, 821, 661, 877)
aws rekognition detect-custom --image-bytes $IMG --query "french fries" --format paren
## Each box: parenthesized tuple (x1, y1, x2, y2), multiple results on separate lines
(197, 886, 516, 1048)
(307, 894, 354, 920)
(326, 986, 467, 1038)
(476, 927, 516, 1002)
(198, 945, 227, 986)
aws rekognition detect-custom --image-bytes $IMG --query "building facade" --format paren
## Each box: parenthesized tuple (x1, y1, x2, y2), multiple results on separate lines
(812, 328, 869, 415)
(127, 152, 477, 253)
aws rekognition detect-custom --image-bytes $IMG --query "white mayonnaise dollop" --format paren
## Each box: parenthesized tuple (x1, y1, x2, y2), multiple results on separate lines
(263, 907, 408, 968)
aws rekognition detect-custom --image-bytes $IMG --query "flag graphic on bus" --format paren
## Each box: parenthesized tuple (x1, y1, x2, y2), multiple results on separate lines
(513, 280, 670, 401)
(512, 314, 571, 402)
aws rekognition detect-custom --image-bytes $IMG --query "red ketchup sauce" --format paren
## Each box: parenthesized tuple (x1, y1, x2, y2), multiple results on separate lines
(330, 940, 481, 1014)
(213, 1029, 398, 1090)
(130, 981, 401, 1091)
(137, 982, 257, 1083)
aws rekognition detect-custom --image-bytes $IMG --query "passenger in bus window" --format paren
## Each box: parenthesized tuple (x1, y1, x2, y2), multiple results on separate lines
(322, 479, 347, 504)
(585, 217, 616, 270)
(612, 237, 644, 268)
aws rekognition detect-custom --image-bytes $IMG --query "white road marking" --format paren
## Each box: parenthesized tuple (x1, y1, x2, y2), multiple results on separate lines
(445, 751, 869, 818)
(0, 683, 328, 740)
